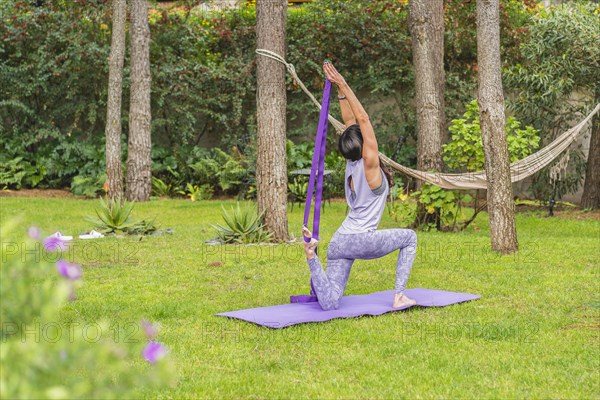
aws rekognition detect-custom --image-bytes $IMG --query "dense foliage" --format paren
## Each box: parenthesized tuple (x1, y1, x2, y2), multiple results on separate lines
(2, 0, 589, 202)
(504, 1, 599, 201)
(443, 100, 540, 172)
(0, 1, 110, 190)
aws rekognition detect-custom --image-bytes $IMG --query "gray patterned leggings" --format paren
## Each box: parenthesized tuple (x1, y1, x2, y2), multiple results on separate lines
(307, 229, 417, 311)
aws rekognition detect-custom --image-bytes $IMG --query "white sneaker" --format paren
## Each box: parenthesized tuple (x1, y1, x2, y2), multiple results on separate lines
(79, 230, 105, 239)
(48, 231, 73, 241)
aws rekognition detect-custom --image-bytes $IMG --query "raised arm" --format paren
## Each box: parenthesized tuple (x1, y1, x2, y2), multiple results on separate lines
(338, 90, 356, 128)
(323, 63, 380, 170)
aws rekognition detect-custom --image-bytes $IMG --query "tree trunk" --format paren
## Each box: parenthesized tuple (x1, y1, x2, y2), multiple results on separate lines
(476, 0, 518, 254)
(580, 88, 600, 209)
(256, 0, 288, 241)
(126, 0, 152, 202)
(105, 0, 127, 201)
(409, 0, 446, 228)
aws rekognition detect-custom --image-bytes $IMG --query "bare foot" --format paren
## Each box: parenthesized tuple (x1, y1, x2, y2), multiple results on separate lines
(302, 226, 318, 260)
(393, 293, 417, 309)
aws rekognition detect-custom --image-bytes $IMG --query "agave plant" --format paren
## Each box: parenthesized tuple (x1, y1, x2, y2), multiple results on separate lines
(84, 196, 138, 234)
(212, 203, 272, 244)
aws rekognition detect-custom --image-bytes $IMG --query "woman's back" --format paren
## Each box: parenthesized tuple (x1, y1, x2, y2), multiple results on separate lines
(337, 158, 388, 235)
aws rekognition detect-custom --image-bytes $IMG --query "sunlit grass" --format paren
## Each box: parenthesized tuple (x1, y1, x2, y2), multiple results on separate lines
(1, 196, 598, 399)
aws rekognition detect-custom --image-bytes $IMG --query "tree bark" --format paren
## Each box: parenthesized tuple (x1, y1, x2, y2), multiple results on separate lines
(105, 0, 127, 201)
(580, 88, 600, 209)
(126, 0, 152, 202)
(476, 0, 518, 254)
(256, 0, 288, 241)
(409, 0, 446, 228)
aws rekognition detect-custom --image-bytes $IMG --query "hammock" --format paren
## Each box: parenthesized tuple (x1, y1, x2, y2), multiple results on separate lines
(256, 49, 600, 190)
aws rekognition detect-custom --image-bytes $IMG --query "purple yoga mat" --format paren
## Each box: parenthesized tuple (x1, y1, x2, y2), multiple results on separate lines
(216, 288, 481, 329)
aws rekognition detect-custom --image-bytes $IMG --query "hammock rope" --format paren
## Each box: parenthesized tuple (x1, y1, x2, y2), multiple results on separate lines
(256, 49, 600, 190)
(256, 49, 346, 133)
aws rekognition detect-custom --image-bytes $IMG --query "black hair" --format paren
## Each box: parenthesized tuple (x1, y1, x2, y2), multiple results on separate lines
(338, 124, 394, 188)
(339, 124, 363, 161)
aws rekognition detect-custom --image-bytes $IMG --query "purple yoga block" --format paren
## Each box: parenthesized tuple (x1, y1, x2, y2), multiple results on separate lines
(216, 288, 481, 329)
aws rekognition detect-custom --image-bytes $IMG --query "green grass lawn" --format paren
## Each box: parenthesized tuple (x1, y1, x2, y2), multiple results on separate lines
(1, 196, 599, 399)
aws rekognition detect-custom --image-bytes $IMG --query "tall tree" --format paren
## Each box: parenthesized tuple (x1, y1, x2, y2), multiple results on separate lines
(581, 110, 600, 209)
(476, 0, 518, 253)
(105, 0, 127, 201)
(256, 0, 288, 241)
(126, 0, 152, 202)
(408, 0, 446, 228)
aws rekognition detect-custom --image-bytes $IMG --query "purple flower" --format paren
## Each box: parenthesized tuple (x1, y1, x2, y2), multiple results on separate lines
(141, 319, 158, 339)
(44, 236, 68, 252)
(56, 260, 82, 281)
(28, 226, 41, 240)
(142, 341, 167, 363)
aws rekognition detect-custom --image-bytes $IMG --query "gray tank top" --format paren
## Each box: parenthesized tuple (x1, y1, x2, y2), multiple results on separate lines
(337, 158, 388, 235)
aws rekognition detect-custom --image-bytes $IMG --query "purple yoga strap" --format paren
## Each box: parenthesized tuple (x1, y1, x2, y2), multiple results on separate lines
(303, 78, 331, 243)
(293, 79, 331, 304)
(289, 294, 318, 303)
(290, 279, 319, 303)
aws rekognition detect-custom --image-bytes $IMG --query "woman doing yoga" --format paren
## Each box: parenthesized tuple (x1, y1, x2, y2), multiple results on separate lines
(302, 62, 418, 310)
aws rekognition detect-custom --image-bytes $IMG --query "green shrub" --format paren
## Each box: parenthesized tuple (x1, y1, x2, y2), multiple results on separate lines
(190, 147, 248, 194)
(286, 140, 346, 198)
(288, 177, 308, 202)
(0, 157, 46, 189)
(71, 174, 106, 197)
(212, 203, 272, 244)
(286, 140, 314, 170)
(0, 220, 176, 398)
(388, 182, 416, 227)
(185, 183, 214, 202)
(407, 99, 540, 231)
(151, 176, 182, 198)
(442, 100, 540, 172)
(84, 197, 158, 235)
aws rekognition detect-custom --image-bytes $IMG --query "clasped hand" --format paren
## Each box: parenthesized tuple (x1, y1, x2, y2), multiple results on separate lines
(323, 62, 347, 89)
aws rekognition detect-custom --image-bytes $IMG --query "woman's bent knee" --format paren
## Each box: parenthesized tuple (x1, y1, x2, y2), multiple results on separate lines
(397, 229, 417, 246)
(406, 229, 417, 245)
